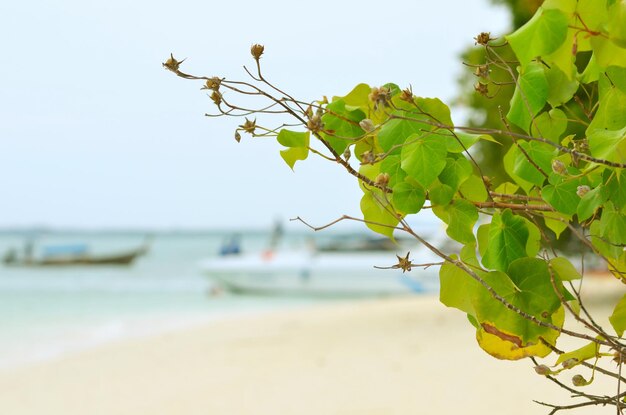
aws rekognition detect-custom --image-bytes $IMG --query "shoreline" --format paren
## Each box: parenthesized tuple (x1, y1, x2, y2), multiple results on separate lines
(1, 292, 617, 415)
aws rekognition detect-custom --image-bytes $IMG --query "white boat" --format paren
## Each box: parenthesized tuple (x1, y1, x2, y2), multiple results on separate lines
(199, 239, 442, 297)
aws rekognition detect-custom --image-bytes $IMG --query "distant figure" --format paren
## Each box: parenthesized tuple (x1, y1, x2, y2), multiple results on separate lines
(3, 248, 17, 265)
(23, 239, 34, 263)
(268, 219, 284, 250)
(219, 234, 241, 256)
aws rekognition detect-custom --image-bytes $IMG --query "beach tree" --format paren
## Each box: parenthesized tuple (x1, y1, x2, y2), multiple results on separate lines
(165, 1, 626, 412)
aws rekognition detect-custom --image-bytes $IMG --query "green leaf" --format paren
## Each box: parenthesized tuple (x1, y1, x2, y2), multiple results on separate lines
(477, 223, 490, 258)
(590, 219, 624, 258)
(340, 83, 371, 113)
(459, 174, 489, 202)
(428, 180, 454, 206)
(279, 147, 308, 170)
(507, 62, 549, 132)
(604, 169, 626, 213)
(512, 141, 554, 186)
(446, 132, 498, 153)
(321, 99, 365, 154)
(590, 36, 626, 69)
(608, 0, 626, 48)
(607, 66, 626, 95)
(445, 200, 479, 244)
(543, 211, 571, 238)
(531, 109, 568, 143)
(475, 259, 564, 359)
(549, 257, 582, 281)
(545, 66, 579, 107)
(610, 294, 626, 336)
(277, 129, 309, 147)
(360, 190, 400, 239)
(378, 111, 430, 154)
(504, 146, 534, 193)
(400, 134, 448, 187)
(555, 341, 600, 366)
(600, 202, 626, 245)
(542, 176, 584, 215)
(379, 155, 406, 187)
(276, 130, 310, 170)
(523, 217, 542, 258)
(506, 8, 569, 66)
(439, 254, 482, 315)
(587, 127, 626, 164)
(577, 186, 607, 221)
(482, 210, 530, 272)
(392, 180, 425, 214)
(438, 156, 473, 192)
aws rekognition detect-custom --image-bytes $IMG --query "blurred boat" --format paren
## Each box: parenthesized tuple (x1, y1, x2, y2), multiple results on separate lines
(199, 236, 442, 297)
(3, 240, 150, 267)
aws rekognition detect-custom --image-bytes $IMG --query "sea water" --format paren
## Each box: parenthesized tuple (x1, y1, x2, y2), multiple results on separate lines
(0, 231, 330, 369)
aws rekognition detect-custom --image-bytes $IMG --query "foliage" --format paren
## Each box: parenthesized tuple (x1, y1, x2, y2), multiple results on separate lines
(165, 2, 626, 412)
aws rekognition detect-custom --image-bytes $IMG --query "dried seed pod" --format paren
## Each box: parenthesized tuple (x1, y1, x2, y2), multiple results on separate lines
(576, 185, 590, 198)
(534, 365, 552, 375)
(369, 86, 392, 109)
(202, 77, 222, 91)
(250, 44, 265, 60)
(571, 374, 588, 387)
(359, 119, 375, 133)
(474, 32, 493, 45)
(240, 118, 257, 135)
(375, 173, 390, 187)
(474, 82, 488, 96)
(551, 159, 567, 175)
(162, 53, 185, 72)
(307, 114, 324, 133)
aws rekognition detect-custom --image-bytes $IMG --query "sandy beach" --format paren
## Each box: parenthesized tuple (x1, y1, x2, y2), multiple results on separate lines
(0, 280, 622, 415)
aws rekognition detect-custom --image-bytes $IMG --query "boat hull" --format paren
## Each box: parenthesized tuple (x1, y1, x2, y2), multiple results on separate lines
(200, 250, 440, 297)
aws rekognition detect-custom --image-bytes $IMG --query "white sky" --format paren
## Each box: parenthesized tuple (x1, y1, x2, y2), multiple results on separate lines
(0, 0, 509, 230)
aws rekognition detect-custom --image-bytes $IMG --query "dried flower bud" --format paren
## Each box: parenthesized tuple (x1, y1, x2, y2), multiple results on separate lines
(474, 32, 493, 45)
(474, 64, 490, 79)
(369, 86, 392, 109)
(574, 139, 589, 153)
(474, 82, 489, 96)
(571, 374, 588, 387)
(359, 119, 375, 133)
(394, 252, 412, 273)
(251, 44, 265, 60)
(240, 118, 257, 135)
(551, 159, 567, 175)
(360, 150, 376, 165)
(375, 173, 390, 187)
(613, 350, 626, 364)
(162, 53, 185, 72)
(343, 147, 351, 162)
(534, 365, 552, 375)
(576, 185, 591, 198)
(305, 105, 314, 118)
(307, 114, 324, 133)
(202, 77, 221, 91)
(210, 91, 222, 106)
(234, 131, 242, 143)
(400, 86, 413, 102)
(561, 358, 579, 369)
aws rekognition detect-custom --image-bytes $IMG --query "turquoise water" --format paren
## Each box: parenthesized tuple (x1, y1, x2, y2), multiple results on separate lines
(0, 231, 328, 368)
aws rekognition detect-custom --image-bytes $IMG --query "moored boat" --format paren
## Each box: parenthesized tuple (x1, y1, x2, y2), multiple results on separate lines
(199, 237, 442, 297)
(3, 240, 150, 267)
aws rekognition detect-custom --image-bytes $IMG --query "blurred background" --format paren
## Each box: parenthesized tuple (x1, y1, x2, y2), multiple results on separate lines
(0, 0, 514, 369)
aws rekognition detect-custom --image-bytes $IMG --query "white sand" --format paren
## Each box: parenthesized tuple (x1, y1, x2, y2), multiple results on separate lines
(0, 280, 622, 415)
